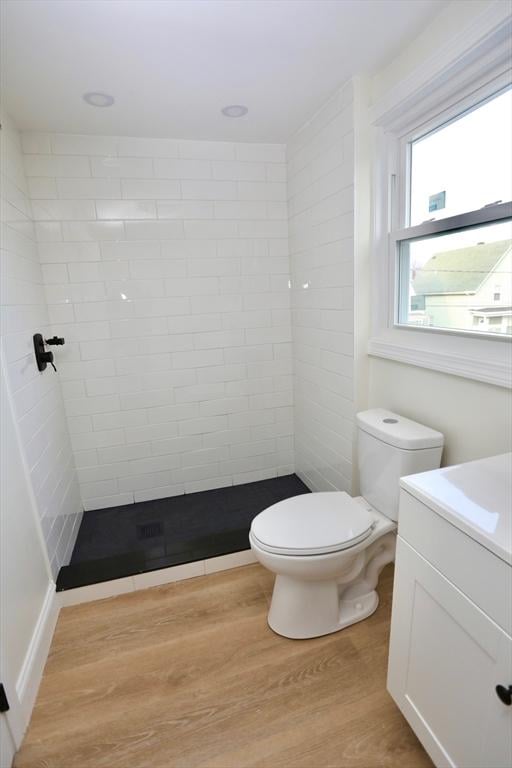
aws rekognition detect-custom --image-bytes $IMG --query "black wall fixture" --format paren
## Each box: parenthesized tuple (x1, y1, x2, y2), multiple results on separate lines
(33, 333, 65, 372)
(46, 335, 65, 346)
(0, 683, 10, 713)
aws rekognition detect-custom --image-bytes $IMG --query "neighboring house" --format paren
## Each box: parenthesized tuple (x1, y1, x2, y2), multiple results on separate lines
(411, 239, 512, 334)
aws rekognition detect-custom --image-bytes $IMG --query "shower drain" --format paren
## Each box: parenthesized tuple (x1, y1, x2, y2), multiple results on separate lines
(136, 521, 163, 540)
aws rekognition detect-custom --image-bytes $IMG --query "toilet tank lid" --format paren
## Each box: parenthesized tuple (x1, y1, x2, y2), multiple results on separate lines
(356, 409, 444, 450)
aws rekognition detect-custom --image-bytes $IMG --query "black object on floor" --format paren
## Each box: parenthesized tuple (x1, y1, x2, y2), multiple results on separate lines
(56, 474, 310, 591)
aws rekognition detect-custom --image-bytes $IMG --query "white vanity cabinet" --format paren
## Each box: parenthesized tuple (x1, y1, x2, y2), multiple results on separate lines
(387, 453, 512, 768)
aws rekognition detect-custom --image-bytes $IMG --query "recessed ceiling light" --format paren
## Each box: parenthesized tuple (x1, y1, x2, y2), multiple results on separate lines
(221, 104, 248, 118)
(83, 92, 115, 108)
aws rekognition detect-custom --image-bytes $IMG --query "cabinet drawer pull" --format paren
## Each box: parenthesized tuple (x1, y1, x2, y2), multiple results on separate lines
(495, 685, 512, 706)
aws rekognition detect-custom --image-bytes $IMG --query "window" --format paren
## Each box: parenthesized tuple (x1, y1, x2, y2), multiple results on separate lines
(369, 9, 512, 387)
(395, 87, 512, 337)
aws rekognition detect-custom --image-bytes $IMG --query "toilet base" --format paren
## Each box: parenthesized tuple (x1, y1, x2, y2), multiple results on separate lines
(267, 574, 379, 639)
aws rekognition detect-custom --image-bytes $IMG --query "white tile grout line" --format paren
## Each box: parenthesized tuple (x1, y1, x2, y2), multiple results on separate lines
(58, 549, 257, 607)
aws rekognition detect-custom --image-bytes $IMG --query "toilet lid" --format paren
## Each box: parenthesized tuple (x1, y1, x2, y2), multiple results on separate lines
(250, 492, 374, 556)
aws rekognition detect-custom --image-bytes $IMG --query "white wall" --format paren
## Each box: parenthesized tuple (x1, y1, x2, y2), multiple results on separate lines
(287, 82, 355, 492)
(0, 369, 49, 702)
(367, 0, 512, 467)
(0, 357, 55, 748)
(1, 114, 82, 578)
(22, 133, 294, 509)
(368, 358, 512, 467)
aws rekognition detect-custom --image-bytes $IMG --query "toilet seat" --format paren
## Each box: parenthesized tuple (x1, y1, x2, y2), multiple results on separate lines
(250, 491, 374, 556)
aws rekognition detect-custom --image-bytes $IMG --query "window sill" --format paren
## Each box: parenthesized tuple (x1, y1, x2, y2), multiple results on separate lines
(368, 329, 511, 389)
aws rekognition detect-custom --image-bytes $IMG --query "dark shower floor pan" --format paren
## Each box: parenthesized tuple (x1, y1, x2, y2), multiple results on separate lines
(56, 474, 310, 591)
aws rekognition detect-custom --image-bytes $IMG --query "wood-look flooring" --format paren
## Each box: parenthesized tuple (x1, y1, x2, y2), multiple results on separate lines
(15, 563, 431, 768)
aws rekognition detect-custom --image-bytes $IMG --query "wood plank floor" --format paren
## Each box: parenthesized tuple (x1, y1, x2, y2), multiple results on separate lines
(15, 563, 432, 768)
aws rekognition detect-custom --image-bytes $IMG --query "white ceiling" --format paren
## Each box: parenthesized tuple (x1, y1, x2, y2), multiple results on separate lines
(1, 0, 447, 142)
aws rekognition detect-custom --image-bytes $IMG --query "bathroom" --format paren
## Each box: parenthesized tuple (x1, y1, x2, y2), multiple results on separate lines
(1, 0, 511, 765)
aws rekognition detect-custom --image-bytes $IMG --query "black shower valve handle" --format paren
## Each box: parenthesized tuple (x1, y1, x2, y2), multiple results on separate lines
(33, 333, 58, 373)
(45, 335, 65, 346)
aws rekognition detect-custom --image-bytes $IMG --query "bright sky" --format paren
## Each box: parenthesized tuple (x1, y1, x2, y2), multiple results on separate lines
(411, 88, 512, 226)
(407, 87, 512, 271)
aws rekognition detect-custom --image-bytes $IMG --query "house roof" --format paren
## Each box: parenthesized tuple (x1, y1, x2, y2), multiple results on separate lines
(471, 306, 512, 315)
(412, 239, 512, 296)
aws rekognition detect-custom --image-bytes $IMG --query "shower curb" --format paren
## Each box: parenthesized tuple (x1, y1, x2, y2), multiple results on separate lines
(58, 549, 257, 607)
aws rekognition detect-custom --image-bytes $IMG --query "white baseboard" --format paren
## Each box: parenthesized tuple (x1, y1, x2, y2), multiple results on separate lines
(16, 581, 59, 732)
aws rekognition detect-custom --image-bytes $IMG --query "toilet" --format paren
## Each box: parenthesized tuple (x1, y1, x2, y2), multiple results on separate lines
(249, 409, 444, 639)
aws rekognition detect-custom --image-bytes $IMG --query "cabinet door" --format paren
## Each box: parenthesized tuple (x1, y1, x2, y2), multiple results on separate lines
(388, 536, 512, 768)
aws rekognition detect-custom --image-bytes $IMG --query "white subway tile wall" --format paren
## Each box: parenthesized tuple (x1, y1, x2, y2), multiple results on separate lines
(22, 133, 294, 509)
(287, 83, 355, 492)
(1, 115, 83, 577)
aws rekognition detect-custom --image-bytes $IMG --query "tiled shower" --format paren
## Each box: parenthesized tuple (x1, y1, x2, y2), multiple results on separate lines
(1, 80, 355, 582)
(27, 134, 294, 510)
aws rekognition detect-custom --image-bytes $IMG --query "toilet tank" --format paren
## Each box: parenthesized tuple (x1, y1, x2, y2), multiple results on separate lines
(357, 409, 444, 521)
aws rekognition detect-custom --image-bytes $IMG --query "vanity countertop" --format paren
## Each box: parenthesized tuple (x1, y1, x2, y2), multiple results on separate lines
(401, 452, 512, 565)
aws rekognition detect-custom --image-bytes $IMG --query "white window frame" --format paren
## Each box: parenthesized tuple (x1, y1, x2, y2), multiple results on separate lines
(368, 3, 512, 388)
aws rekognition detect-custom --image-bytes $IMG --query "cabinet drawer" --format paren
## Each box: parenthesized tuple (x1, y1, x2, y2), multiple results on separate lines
(388, 537, 512, 768)
(398, 489, 512, 635)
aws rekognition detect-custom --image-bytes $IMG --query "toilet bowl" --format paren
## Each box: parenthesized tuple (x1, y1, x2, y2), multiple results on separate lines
(250, 409, 444, 639)
(250, 492, 396, 638)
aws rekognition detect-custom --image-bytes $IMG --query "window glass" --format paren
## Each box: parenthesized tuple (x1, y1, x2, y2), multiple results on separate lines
(409, 89, 512, 226)
(399, 219, 512, 335)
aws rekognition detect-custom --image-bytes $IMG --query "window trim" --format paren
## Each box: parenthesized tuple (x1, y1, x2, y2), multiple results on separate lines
(368, 6, 512, 389)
